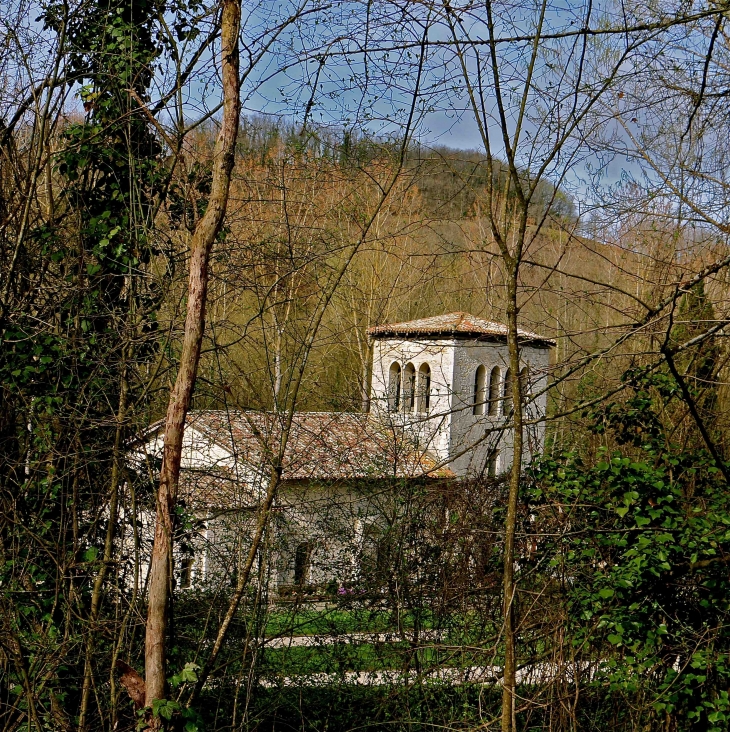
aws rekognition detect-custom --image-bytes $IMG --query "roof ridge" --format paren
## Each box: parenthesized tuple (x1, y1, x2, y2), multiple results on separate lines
(367, 312, 555, 346)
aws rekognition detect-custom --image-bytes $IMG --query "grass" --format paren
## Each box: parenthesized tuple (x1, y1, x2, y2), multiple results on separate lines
(262, 605, 500, 641)
(258, 642, 500, 676)
(263, 606, 441, 637)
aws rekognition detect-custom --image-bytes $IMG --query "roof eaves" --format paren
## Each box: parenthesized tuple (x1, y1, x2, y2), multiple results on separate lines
(369, 327, 555, 347)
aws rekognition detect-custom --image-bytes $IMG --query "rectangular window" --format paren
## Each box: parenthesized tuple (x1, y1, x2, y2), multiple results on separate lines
(294, 542, 311, 585)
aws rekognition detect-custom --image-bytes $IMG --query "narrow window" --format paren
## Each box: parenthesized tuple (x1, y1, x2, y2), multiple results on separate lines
(503, 368, 513, 415)
(519, 366, 529, 401)
(473, 365, 487, 415)
(487, 449, 499, 478)
(361, 523, 385, 576)
(388, 362, 401, 412)
(180, 556, 193, 589)
(294, 542, 311, 585)
(487, 366, 501, 416)
(417, 363, 431, 412)
(403, 363, 416, 413)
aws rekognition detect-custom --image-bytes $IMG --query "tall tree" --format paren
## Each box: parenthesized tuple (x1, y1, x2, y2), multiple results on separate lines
(143, 0, 242, 714)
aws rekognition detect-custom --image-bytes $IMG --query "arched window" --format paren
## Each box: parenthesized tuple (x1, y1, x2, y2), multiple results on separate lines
(417, 363, 431, 412)
(294, 542, 311, 585)
(503, 368, 513, 415)
(403, 363, 416, 413)
(473, 365, 487, 415)
(519, 366, 530, 401)
(179, 556, 193, 589)
(487, 366, 501, 416)
(487, 449, 499, 478)
(388, 362, 401, 412)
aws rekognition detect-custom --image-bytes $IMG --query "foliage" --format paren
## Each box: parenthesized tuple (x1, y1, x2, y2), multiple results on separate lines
(529, 368, 730, 730)
(0, 0, 170, 727)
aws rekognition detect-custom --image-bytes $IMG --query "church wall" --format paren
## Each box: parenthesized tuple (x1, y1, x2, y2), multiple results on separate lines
(449, 341, 550, 476)
(272, 481, 364, 590)
(137, 425, 236, 471)
(370, 337, 457, 462)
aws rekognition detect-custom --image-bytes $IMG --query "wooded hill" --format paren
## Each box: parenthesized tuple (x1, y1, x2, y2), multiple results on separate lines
(2, 62, 730, 732)
(148, 122, 729, 456)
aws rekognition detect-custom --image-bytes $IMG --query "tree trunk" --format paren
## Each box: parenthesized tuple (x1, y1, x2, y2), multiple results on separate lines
(144, 0, 241, 708)
(501, 267, 524, 732)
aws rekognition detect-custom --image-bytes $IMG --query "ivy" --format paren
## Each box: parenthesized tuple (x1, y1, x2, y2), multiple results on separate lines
(0, 0, 177, 726)
(530, 369, 730, 729)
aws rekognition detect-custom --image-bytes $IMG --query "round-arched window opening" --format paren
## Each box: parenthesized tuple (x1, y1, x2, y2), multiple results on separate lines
(519, 366, 530, 401)
(294, 542, 312, 585)
(473, 365, 487, 415)
(403, 363, 416, 413)
(388, 362, 401, 412)
(503, 368, 513, 415)
(487, 366, 501, 416)
(417, 363, 431, 412)
(487, 448, 499, 478)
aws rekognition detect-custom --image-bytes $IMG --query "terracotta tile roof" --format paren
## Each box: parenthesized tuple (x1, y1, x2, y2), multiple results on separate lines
(176, 467, 255, 509)
(367, 312, 555, 346)
(144, 411, 453, 486)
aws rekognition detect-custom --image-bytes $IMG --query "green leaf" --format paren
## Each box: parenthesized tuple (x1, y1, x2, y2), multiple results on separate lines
(180, 662, 199, 683)
(152, 698, 180, 720)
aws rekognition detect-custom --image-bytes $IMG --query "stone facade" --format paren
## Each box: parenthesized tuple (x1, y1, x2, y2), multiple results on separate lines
(131, 313, 553, 595)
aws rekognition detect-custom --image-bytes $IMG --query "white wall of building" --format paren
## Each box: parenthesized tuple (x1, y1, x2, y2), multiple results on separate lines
(370, 337, 457, 462)
(449, 340, 550, 476)
(139, 425, 236, 471)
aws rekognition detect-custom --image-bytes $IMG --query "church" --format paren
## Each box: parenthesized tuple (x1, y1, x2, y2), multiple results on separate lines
(132, 313, 553, 594)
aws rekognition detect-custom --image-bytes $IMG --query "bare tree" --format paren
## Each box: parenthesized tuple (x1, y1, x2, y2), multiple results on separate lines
(412, 1, 730, 728)
(143, 0, 243, 710)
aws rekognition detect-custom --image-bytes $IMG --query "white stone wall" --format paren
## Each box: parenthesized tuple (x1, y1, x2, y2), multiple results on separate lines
(448, 340, 550, 476)
(133, 425, 236, 471)
(370, 337, 457, 462)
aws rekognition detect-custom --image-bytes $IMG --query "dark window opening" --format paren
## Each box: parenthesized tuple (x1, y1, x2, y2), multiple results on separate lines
(361, 523, 388, 580)
(488, 367, 501, 416)
(417, 363, 431, 412)
(473, 365, 486, 415)
(294, 542, 311, 585)
(403, 363, 416, 413)
(519, 366, 530, 401)
(503, 368, 513, 415)
(180, 556, 193, 589)
(388, 362, 401, 412)
(487, 449, 499, 478)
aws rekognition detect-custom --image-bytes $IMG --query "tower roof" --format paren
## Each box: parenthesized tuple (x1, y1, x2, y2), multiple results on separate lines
(367, 312, 555, 347)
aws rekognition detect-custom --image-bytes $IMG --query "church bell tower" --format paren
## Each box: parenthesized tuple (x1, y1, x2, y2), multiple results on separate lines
(367, 313, 554, 477)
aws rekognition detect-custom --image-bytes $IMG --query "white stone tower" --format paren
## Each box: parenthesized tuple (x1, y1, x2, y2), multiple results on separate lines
(367, 313, 554, 477)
